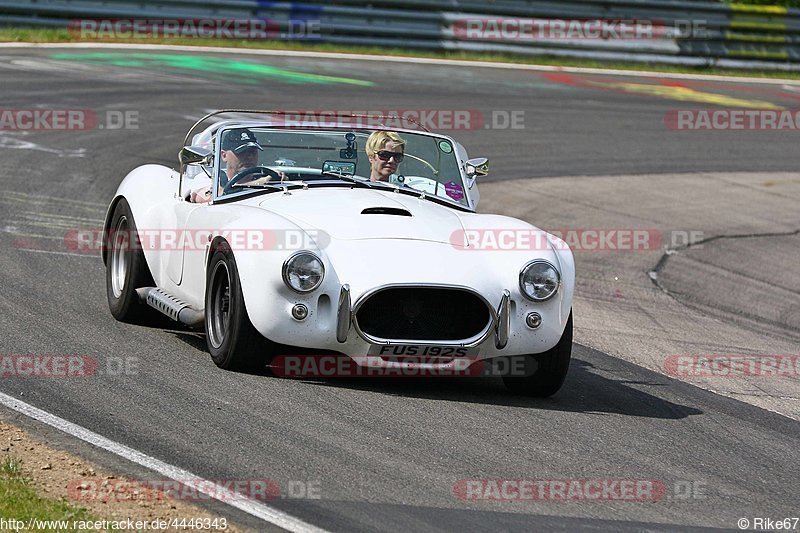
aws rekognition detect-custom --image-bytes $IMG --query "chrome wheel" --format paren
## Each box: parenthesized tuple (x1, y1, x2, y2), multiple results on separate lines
(207, 260, 231, 349)
(105, 198, 154, 324)
(204, 248, 276, 371)
(110, 216, 129, 298)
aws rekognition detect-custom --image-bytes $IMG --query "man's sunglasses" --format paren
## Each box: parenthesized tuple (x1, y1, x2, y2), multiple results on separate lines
(376, 150, 404, 162)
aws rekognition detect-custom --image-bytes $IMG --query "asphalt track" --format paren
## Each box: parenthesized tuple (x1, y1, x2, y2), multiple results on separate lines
(0, 45, 798, 531)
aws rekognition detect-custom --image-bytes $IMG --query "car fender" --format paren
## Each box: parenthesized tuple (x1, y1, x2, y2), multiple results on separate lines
(193, 210, 339, 343)
(458, 212, 575, 334)
(102, 164, 178, 269)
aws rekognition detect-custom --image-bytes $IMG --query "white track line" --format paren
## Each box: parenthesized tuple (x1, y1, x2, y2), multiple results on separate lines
(0, 391, 328, 533)
(17, 248, 98, 258)
(1, 42, 799, 85)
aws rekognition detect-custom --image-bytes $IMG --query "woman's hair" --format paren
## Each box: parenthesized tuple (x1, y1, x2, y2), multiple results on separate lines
(365, 131, 406, 156)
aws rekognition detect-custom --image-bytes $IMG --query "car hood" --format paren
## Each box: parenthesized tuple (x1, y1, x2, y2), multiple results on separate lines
(257, 188, 467, 244)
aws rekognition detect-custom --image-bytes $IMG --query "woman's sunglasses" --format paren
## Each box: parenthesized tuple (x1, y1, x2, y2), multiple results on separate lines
(376, 150, 404, 163)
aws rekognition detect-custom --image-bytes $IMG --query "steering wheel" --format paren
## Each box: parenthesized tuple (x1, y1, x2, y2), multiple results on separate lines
(223, 166, 283, 195)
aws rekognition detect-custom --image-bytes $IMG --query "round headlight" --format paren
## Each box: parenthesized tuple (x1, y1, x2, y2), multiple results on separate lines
(282, 252, 325, 293)
(519, 260, 560, 301)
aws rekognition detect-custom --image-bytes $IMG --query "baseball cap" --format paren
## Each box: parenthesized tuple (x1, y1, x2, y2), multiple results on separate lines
(221, 128, 263, 154)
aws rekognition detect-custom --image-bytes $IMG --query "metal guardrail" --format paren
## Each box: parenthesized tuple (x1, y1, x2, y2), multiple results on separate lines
(2, 0, 800, 70)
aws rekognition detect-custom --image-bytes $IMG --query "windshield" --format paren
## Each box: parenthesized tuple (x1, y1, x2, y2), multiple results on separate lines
(213, 127, 468, 206)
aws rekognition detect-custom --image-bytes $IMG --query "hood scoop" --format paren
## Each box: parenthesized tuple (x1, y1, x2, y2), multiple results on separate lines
(361, 207, 412, 217)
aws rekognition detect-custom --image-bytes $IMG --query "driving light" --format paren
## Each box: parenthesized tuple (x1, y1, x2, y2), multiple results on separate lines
(526, 312, 542, 329)
(282, 252, 324, 293)
(291, 303, 309, 320)
(519, 260, 560, 301)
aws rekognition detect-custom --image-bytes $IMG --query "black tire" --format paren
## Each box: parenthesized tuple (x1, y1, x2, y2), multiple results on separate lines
(205, 248, 274, 371)
(502, 311, 573, 397)
(105, 198, 155, 323)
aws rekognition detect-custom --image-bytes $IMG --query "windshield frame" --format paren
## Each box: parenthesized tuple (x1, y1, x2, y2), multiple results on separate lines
(209, 125, 475, 210)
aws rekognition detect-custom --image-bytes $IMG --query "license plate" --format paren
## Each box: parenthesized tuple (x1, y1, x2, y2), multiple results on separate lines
(368, 345, 478, 357)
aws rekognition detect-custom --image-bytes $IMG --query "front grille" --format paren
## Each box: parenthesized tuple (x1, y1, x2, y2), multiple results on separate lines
(355, 287, 492, 342)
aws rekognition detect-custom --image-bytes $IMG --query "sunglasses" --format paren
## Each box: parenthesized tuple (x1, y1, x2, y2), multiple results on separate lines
(376, 150, 404, 163)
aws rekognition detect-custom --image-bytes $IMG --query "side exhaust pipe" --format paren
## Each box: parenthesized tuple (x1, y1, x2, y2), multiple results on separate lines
(136, 288, 204, 328)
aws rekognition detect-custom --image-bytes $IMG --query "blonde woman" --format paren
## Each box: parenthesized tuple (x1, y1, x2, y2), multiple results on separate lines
(365, 131, 406, 182)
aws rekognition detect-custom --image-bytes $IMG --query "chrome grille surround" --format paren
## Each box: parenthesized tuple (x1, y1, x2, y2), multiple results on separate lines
(352, 284, 497, 347)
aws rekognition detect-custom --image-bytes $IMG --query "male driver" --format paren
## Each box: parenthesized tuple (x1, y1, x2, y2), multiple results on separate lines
(190, 127, 263, 203)
(365, 131, 405, 182)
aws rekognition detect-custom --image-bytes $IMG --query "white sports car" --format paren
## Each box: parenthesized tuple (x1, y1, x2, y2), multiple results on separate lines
(103, 110, 575, 396)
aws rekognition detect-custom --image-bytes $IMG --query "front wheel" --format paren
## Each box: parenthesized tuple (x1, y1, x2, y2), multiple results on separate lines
(502, 311, 573, 397)
(205, 248, 274, 371)
(105, 198, 154, 323)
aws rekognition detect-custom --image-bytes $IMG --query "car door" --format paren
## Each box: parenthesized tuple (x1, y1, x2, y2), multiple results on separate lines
(165, 200, 207, 287)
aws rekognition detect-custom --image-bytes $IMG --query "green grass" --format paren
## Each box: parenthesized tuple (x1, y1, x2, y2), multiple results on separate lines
(724, 0, 800, 7)
(0, 456, 96, 530)
(2, 26, 800, 80)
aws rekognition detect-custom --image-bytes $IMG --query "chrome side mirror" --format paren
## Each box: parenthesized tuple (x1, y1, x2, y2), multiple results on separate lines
(466, 157, 489, 178)
(179, 145, 212, 166)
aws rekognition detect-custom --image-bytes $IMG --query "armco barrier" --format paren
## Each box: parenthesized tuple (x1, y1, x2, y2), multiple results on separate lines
(2, 0, 800, 70)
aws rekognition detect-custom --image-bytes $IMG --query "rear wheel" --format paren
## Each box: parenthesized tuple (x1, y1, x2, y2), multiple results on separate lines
(105, 198, 154, 323)
(205, 248, 274, 371)
(502, 311, 573, 397)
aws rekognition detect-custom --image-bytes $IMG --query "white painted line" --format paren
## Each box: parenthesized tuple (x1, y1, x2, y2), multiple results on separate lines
(17, 248, 97, 258)
(1, 42, 799, 86)
(22, 211, 104, 224)
(5, 190, 105, 207)
(0, 391, 328, 533)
